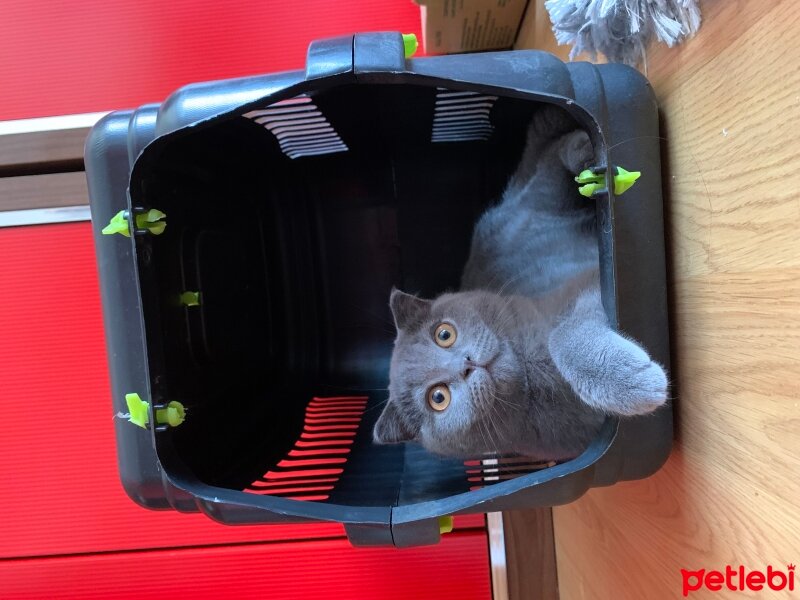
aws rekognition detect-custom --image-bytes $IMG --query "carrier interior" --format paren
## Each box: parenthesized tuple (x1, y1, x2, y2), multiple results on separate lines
(139, 84, 580, 506)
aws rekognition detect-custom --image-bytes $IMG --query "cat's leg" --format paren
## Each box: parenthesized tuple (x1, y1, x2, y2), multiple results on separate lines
(547, 289, 668, 416)
(506, 105, 585, 194)
(557, 129, 595, 174)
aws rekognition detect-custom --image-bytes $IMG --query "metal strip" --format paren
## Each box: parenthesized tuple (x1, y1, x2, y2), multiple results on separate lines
(487, 512, 510, 600)
(0, 112, 108, 136)
(0, 205, 91, 227)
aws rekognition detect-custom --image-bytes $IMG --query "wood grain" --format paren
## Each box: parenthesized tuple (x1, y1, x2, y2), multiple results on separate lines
(0, 128, 88, 175)
(503, 509, 559, 600)
(513, 0, 800, 598)
(514, 1, 593, 62)
(515, 1, 570, 60)
(0, 172, 88, 212)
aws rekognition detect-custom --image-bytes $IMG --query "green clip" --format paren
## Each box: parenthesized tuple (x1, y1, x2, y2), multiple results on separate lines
(102, 208, 167, 236)
(439, 516, 454, 535)
(125, 393, 150, 428)
(578, 182, 603, 198)
(124, 393, 186, 429)
(613, 166, 641, 195)
(135, 209, 167, 235)
(102, 210, 132, 237)
(179, 291, 201, 307)
(575, 166, 641, 198)
(402, 33, 419, 58)
(575, 169, 603, 185)
(156, 401, 187, 427)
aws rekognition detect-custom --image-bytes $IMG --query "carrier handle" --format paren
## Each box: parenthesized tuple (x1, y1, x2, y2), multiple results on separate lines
(305, 32, 410, 81)
(345, 516, 447, 547)
(305, 35, 354, 80)
(353, 32, 408, 74)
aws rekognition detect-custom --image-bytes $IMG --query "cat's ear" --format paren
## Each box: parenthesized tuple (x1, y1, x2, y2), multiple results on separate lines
(373, 401, 415, 444)
(389, 288, 431, 331)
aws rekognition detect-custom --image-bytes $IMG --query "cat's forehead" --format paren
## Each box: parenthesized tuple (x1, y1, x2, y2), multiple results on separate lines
(430, 292, 494, 322)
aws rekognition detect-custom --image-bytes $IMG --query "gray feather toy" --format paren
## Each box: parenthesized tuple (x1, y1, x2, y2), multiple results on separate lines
(545, 0, 702, 66)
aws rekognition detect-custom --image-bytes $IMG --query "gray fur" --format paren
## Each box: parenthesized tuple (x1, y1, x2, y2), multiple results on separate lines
(374, 106, 668, 459)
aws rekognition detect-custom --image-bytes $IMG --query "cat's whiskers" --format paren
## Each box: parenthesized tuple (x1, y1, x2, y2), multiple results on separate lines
(494, 263, 538, 297)
(481, 259, 536, 297)
(318, 382, 389, 393)
(485, 393, 508, 428)
(473, 413, 490, 452)
(494, 300, 522, 334)
(361, 401, 391, 416)
(481, 417, 495, 452)
(494, 288, 539, 334)
(488, 390, 522, 450)
(490, 392, 521, 413)
(471, 380, 496, 452)
(478, 380, 520, 453)
(487, 393, 515, 453)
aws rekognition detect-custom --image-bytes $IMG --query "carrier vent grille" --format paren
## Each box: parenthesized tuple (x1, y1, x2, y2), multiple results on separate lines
(431, 89, 498, 143)
(464, 456, 556, 491)
(244, 396, 368, 501)
(243, 95, 348, 159)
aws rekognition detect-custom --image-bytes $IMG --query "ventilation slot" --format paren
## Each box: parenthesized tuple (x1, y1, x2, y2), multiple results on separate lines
(243, 95, 348, 159)
(431, 89, 497, 143)
(244, 396, 368, 501)
(465, 456, 556, 491)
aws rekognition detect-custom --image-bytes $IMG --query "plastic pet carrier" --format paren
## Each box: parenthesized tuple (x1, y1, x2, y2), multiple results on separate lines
(86, 32, 671, 547)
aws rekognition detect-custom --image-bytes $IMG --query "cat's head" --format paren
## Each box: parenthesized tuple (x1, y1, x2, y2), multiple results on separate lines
(373, 288, 528, 456)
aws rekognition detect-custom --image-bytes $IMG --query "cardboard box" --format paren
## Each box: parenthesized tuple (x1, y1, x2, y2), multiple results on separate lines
(415, 0, 530, 55)
(513, 0, 572, 60)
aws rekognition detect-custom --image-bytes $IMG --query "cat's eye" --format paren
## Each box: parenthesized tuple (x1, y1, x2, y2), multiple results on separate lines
(434, 323, 457, 348)
(427, 384, 451, 411)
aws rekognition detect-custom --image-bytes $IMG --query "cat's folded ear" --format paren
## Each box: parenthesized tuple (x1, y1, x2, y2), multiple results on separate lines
(389, 288, 431, 331)
(373, 401, 415, 444)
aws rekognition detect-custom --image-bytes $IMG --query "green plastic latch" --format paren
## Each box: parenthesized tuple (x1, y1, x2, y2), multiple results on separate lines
(156, 401, 187, 427)
(125, 393, 150, 428)
(613, 166, 641, 195)
(135, 209, 167, 235)
(102, 210, 131, 237)
(575, 166, 641, 198)
(124, 393, 186, 429)
(402, 33, 419, 58)
(439, 516, 454, 535)
(577, 182, 603, 198)
(575, 168, 603, 198)
(179, 291, 201, 306)
(575, 169, 602, 185)
(102, 209, 167, 236)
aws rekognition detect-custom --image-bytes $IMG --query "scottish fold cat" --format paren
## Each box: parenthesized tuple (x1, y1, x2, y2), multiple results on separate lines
(373, 106, 668, 459)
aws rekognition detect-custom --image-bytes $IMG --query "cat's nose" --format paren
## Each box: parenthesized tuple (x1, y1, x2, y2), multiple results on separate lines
(463, 356, 476, 380)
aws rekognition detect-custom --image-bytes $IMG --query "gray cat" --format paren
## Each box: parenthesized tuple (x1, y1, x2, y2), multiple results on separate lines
(373, 106, 668, 460)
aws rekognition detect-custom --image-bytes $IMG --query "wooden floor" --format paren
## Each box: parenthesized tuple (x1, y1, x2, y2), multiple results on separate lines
(521, 1, 800, 597)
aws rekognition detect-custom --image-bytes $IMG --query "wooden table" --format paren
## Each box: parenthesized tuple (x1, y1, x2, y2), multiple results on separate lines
(518, 1, 800, 597)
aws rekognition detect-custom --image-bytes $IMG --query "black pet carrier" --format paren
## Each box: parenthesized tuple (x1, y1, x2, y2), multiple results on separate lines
(86, 32, 672, 547)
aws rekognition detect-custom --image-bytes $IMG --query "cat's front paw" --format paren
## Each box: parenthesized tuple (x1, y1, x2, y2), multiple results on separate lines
(603, 336, 668, 416)
(559, 130, 594, 174)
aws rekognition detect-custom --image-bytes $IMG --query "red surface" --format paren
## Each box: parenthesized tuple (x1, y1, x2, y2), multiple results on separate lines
(0, 222, 342, 558)
(0, 0, 422, 121)
(0, 533, 491, 600)
(246, 396, 367, 502)
(0, 222, 485, 560)
(0, 3, 493, 594)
